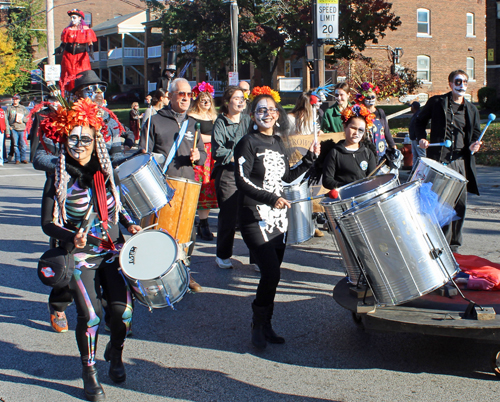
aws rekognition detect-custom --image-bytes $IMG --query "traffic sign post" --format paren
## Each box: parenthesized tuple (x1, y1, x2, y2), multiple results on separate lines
(44, 64, 61, 83)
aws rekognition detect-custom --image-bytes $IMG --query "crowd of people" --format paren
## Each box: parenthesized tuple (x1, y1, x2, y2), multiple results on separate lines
(3, 61, 482, 400)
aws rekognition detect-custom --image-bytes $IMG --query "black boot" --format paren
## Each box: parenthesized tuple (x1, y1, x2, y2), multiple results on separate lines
(82, 364, 105, 401)
(198, 218, 214, 241)
(251, 301, 267, 350)
(104, 342, 126, 383)
(263, 303, 285, 344)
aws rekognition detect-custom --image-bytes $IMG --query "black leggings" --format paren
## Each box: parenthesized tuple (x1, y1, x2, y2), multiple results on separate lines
(69, 254, 133, 366)
(249, 242, 286, 307)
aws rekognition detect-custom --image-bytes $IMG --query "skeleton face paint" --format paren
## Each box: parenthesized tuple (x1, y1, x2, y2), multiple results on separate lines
(66, 126, 95, 165)
(71, 15, 81, 26)
(253, 98, 279, 133)
(344, 117, 366, 148)
(363, 92, 376, 107)
(450, 74, 468, 97)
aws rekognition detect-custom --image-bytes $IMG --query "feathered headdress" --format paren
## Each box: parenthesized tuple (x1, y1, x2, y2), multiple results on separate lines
(355, 81, 380, 102)
(310, 84, 335, 104)
(192, 81, 214, 99)
(249, 86, 281, 103)
(341, 104, 375, 128)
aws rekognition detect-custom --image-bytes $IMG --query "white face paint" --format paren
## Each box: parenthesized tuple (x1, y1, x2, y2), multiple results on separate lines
(71, 15, 81, 26)
(450, 74, 468, 97)
(344, 117, 366, 148)
(253, 98, 279, 132)
(66, 126, 95, 164)
(363, 92, 376, 107)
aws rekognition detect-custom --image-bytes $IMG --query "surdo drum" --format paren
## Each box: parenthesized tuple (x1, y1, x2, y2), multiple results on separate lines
(283, 181, 315, 244)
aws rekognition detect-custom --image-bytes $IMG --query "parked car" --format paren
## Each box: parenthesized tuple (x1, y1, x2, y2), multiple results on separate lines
(109, 89, 144, 104)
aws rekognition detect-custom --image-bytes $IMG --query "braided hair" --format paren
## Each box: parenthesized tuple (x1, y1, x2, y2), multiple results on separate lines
(53, 148, 71, 226)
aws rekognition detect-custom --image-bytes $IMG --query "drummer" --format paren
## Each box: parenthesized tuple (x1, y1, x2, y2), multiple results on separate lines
(416, 69, 482, 252)
(322, 104, 377, 190)
(139, 78, 206, 292)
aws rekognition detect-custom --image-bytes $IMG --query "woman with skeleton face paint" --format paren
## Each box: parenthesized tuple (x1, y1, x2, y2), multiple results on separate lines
(355, 82, 397, 159)
(57, 9, 97, 92)
(234, 89, 320, 350)
(39, 98, 141, 400)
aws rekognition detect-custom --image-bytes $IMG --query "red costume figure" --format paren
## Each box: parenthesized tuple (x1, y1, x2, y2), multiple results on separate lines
(58, 9, 97, 91)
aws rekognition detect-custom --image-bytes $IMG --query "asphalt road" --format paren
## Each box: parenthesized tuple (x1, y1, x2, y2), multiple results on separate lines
(1, 163, 500, 402)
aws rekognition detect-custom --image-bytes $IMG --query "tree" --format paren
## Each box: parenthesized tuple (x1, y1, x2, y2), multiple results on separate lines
(6, 0, 46, 94)
(0, 29, 20, 94)
(148, 0, 401, 85)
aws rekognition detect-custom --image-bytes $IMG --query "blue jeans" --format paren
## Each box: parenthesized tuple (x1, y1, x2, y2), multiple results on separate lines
(11, 129, 27, 162)
(0, 131, 4, 165)
(411, 139, 426, 168)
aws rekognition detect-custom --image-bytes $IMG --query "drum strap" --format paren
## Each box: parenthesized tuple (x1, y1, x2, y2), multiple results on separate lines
(162, 120, 189, 175)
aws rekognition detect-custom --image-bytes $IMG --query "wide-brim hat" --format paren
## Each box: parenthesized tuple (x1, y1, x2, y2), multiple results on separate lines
(72, 70, 108, 93)
(68, 9, 85, 19)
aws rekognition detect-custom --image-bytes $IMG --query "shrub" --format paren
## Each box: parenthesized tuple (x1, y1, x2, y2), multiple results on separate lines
(478, 87, 497, 109)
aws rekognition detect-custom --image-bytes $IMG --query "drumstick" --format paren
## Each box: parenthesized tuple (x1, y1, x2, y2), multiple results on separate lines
(472, 113, 496, 155)
(427, 140, 452, 148)
(192, 122, 200, 166)
(288, 189, 339, 204)
(367, 156, 387, 178)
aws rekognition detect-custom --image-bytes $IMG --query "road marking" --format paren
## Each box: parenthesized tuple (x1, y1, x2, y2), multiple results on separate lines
(0, 173, 45, 177)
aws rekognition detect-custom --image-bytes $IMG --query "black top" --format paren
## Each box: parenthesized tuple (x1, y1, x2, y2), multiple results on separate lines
(234, 131, 315, 247)
(322, 140, 377, 190)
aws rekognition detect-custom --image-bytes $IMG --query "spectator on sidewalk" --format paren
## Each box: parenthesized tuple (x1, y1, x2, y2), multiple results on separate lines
(7, 94, 29, 164)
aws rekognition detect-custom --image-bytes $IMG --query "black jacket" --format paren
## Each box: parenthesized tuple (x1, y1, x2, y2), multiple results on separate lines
(139, 106, 206, 180)
(415, 92, 480, 195)
(322, 140, 377, 190)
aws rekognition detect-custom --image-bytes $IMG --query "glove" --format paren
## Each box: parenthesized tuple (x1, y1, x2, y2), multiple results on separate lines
(54, 43, 65, 55)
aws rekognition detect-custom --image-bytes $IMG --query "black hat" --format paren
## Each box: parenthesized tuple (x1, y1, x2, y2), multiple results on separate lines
(68, 9, 85, 19)
(37, 247, 75, 288)
(72, 70, 107, 93)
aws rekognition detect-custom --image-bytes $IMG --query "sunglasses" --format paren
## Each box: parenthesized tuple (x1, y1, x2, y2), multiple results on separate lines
(454, 78, 468, 86)
(255, 107, 279, 115)
(68, 135, 94, 147)
(364, 95, 376, 100)
(173, 91, 193, 98)
(81, 84, 107, 94)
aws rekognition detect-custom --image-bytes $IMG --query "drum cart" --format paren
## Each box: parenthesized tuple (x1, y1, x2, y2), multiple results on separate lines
(333, 277, 500, 378)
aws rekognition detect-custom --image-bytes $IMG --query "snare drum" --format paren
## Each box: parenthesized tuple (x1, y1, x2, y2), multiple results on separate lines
(283, 181, 315, 244)
(115, 153, 175, 220)
(410, 157, 467, 208)
(338, 181, 459, 306)
(119, 230, 189, 310)
(320, 174, 399, 284)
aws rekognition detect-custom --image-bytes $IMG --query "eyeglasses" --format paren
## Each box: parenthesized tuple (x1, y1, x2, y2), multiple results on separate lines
(67, 135, 94, 147)
(81, 84, 107, 94)
(255, 107, 279, 116)
(364, 95, 376, 100)
(173, 91, 193, 98)
(454, 78, 468, 86)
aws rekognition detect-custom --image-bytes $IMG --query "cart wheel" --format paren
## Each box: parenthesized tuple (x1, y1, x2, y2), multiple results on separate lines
(351, 312, 364, 329)
(491, 350, 500, 378)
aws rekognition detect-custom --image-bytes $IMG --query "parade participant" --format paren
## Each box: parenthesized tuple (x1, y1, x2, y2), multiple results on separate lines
(0, 107, 9, 166)
(416, 69, 482, 252)
(188, 82, 218, 241)
(409, 101, 425, 168)
(57, 9, 97, 92)
(321, 82, 351, 133)
(139, 78, 206, 292)
(128, 102, 143, 142)
(288, 91, 325, 136)
(356, 82, 397, 159)
(141, 89, 168, 131)
(6, 95, 29, 164)
(157, 67, 176, 93)
(234, 92, 320, 349)
(322, 104, 377, 190)
(40, 97, 141, 401)
(211, 86, 251, 269)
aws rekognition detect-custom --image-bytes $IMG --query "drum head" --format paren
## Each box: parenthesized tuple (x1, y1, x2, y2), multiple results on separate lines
(415, 158, 467, 182)
(115, 153, 151, 179)
(120, 230, 178, 280)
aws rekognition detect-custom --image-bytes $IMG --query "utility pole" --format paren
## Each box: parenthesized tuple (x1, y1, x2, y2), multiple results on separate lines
(46, 0, 55, 65)
(230, 0, 238, 73)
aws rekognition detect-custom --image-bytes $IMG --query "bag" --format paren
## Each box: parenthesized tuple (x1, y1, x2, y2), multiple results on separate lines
(37, 246, 75, 288)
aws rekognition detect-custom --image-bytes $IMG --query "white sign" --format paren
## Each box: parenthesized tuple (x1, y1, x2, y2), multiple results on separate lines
(317, 0, 339, 40)
(44, 64, 61, 82)
(228, 71, 239, 86)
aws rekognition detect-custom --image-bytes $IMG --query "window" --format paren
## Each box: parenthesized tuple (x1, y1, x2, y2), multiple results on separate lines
(466, 13, 474, 36)
(417, 55, 430, 82)
(417, 9, 430, 35)
(467, 57, 475, 80)
(84, 12, 92, 27)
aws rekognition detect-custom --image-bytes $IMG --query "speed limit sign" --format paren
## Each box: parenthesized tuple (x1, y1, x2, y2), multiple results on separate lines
(317, 0, 339, 40)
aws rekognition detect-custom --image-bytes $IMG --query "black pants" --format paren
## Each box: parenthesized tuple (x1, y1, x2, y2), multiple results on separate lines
(69, 255, 133, 366)
(49, 285, 73, 312)
(442, 159, 467, 251)
(215, 168, 239, 259)
(248, 240, 286, 307)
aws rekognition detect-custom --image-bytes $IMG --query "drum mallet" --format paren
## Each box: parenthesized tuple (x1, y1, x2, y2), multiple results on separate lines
(427, 139, 452, 148)
(472, 113, 496, 155)
(288, 189, 339, 204)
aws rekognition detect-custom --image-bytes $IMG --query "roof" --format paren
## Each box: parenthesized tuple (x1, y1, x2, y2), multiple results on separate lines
(92, 11, 146, 36)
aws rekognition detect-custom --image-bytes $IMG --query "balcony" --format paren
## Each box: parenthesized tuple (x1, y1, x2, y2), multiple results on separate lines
(108, 47, 144, 59)
(147, 45, 162, 59)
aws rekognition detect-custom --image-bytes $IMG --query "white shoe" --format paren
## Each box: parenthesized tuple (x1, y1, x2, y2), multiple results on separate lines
(215, 257, 233, 269)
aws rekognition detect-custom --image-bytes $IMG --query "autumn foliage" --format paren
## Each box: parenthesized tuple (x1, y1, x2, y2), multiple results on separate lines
(0, 29, 20, 94)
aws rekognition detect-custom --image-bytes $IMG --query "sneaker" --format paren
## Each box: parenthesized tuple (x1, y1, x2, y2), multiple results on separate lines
(314, 228, 324, 237)
(215, 256, 233, 269)
(48, 304, 68, 333)
(189, 277, 202, 292)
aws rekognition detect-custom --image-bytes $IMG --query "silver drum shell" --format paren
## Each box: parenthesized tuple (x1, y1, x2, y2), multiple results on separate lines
(283, 181, 315, 245)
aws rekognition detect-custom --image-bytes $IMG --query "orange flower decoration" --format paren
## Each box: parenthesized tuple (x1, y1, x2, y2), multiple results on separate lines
(341, 104, 375, 129)
(249, 86, 281, 103)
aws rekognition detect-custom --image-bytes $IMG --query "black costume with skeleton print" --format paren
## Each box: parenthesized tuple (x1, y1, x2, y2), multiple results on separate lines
(234, 132, 315, 249)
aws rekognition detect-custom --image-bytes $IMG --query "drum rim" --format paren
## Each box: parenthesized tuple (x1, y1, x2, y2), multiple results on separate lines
(119, 229, 178, 280)
(166, 175, 201, 186)
(413, 157, 468, 183)
(115, 153, 153, 178)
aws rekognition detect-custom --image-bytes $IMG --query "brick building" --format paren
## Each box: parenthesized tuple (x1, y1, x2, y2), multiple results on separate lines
(360, 0, 486, 100)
